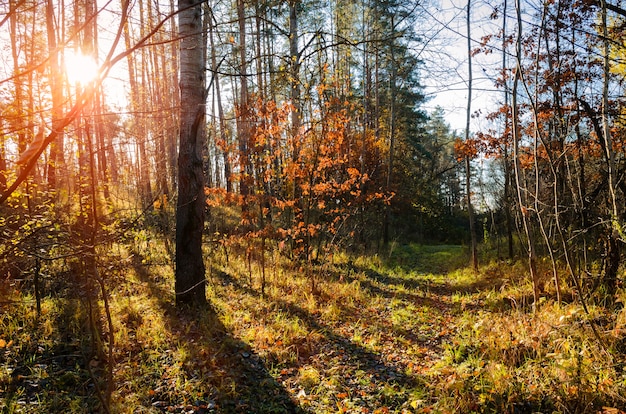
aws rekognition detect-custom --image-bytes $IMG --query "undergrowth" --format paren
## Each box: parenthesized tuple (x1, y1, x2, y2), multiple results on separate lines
(2, 232, 626, 413)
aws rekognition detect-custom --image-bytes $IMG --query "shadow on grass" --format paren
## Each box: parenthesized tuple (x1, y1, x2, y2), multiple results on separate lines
(211, 269, 425, 405)
(0, 288, 107, 412)
(129, 253, 303, 413)
(338, 255, 538, 316)
(333, 261, 453, 305)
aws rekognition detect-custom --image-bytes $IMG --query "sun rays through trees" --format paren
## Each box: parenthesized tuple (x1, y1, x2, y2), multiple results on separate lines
(4, 0, 626, 412)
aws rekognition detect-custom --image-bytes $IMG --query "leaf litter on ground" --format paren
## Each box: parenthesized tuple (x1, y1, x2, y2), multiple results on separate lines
(3, 243, 626, 413)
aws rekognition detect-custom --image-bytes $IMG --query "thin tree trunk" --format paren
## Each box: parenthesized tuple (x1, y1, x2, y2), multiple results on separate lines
(501, 0, 514, 260)
(209, 90, 221, 189)
(512, 0, 540, 308)
(151, 0, 170, 195)
(9, 0, 27, 156)
(465, 0, 478, 271)
(123, 8, 153, 206)
(201, 1, 212, 189)
(208, 6, 231, 192)
(289, 0, 301, 142)
(383, 35, 396, 247)
(601, 0, 620, 297)
(0, 130, 6, 192)
(530, 5, 560, 303)
(45, 0, 65, 192)
(168, 0, 179, 190)
(236, 0, 251, 200)
(359, 1, 370, 247)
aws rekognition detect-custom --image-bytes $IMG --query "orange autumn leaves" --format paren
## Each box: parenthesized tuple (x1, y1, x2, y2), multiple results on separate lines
(205, 95, 388, 257)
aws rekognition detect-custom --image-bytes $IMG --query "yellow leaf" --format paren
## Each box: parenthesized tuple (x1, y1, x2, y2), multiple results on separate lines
(410, 399, 424, 409)
(0, 339, 6, 348)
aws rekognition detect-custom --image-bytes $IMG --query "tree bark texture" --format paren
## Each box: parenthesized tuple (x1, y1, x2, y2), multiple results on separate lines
(176, 0, 207, 307)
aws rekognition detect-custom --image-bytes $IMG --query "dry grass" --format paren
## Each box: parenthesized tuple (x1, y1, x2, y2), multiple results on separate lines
(2, 235, 626, 413)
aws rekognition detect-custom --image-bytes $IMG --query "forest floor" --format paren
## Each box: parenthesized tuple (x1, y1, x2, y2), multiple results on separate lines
(2, 239, 626, 413)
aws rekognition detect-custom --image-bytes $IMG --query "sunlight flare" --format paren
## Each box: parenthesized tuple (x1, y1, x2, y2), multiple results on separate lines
(64, 50, 99, 85)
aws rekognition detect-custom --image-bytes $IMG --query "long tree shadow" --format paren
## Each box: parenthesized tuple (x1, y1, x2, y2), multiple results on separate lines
(322, 263, 457, 352)
(340, 259, 525, 312)
(335, 262, 453, 307)
(129, 253, 303, 413)
(212, 269, 425, 408)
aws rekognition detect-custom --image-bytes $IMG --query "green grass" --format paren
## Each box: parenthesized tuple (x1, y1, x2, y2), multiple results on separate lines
(2, 236, 626, 413)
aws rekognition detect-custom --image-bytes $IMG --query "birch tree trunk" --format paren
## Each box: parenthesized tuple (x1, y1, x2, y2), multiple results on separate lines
(176, 0, 207, 307)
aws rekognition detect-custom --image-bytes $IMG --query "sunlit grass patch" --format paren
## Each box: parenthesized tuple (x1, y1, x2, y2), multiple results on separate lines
(427, 261, 626, 413)
(7, 231, 626, 413)
(386, 243, 467, 273)
(298, 365, 322, 390)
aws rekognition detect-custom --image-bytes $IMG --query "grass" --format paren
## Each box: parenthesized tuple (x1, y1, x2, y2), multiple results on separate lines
(2, 234, 626, 413)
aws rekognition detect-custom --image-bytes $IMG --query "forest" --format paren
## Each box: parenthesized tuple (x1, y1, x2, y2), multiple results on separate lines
(2, 0, 626, 412)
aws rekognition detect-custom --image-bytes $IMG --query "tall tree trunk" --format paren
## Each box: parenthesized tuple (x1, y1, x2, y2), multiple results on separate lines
(45, 0, 65, 192)
(201, 2, 212, 189)
(289, 0, 301, 143)
(0, 130, 6, 192)
(151, 0, 170, 195)
(209, 91, 221, 189)
(288, 0, 303, 246)
(236, 0, 250, 200)
(535, 5, 562, 304)
(176, 0, 207, 307)
(501, 0, 514, 260)
(208, 9, 231, 192)
(123, 8, 153, 206)
(169, 0, 180, 190)
(465, 0, 478, 271)
(512, 0, 540, 308)
(359, 0, 370, 247)
(383, 17, 396, 246)
(26, 11, 36, 185)
(9, 0, 27, 156)
(601, 0, 620, 297)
